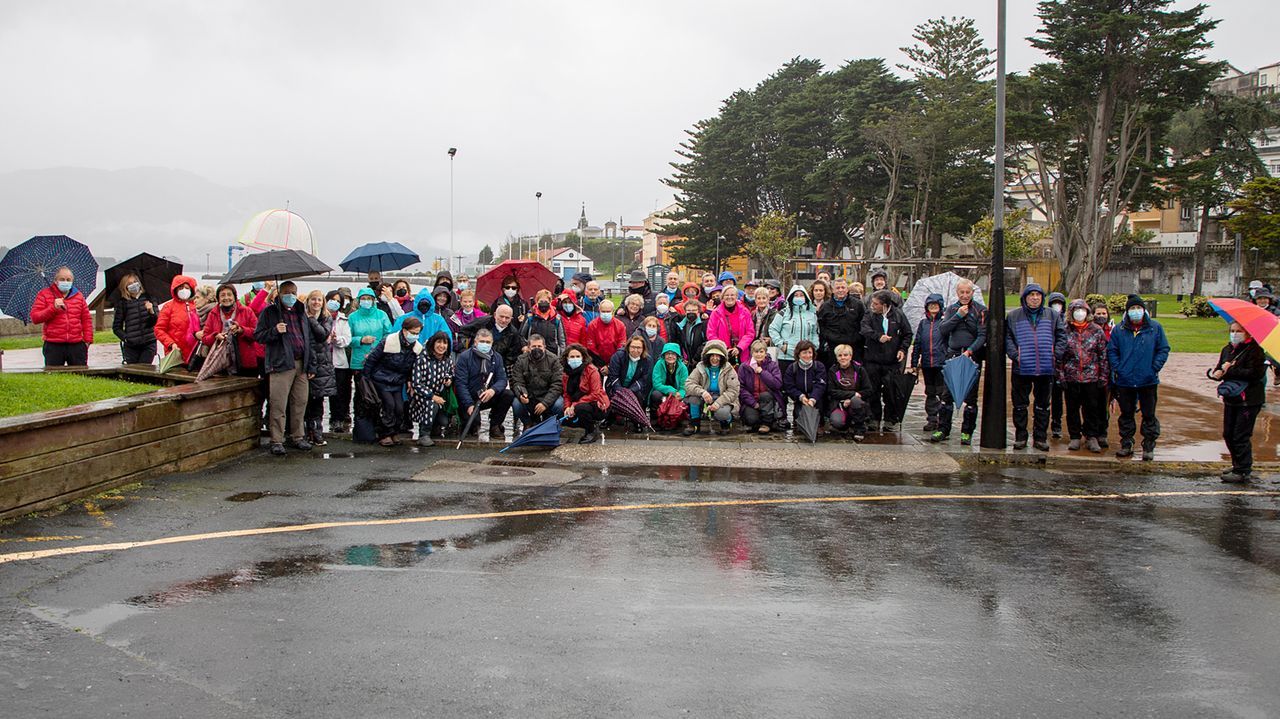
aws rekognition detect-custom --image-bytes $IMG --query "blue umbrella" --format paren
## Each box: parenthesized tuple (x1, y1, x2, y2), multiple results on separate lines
(499, 415, 563, 453)
(942, 354, 980, 408)
(338, 242, 421, 273)
(0, 235, 98, 323)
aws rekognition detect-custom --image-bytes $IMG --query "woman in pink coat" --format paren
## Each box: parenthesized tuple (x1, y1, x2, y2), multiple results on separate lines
(705, 289, 755, 364)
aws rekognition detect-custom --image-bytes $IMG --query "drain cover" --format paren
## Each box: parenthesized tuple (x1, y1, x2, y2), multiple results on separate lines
(469, 467, 536, 478)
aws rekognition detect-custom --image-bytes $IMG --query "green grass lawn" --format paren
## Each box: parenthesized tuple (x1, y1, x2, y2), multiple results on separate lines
(0, 330, 118, 351)
(1152, 315, 1226, 354)
(0, 372, 159, 418)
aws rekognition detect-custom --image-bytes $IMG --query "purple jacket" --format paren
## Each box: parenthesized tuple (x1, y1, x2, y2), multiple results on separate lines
(737, 355, 783, 409)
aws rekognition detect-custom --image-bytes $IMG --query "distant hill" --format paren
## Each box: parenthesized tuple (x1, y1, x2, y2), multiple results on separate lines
(0, 167, 452, 271)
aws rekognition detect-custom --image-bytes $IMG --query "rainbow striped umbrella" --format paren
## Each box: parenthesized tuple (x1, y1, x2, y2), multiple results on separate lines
(1208, 297, 1280, 358)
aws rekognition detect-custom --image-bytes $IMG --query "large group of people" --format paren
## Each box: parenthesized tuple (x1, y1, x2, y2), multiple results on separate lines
(22, 264, 1276, 480)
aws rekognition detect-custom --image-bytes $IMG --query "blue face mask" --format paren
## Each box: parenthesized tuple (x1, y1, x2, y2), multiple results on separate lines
(326, 299, 341, 313)
(567, 357, 583, 369)
(600, 312, 613, 323)
(281, 294, 297, 308)
(405, 332, 420, 344)
(1127, 308, 1144, 322)
(792, 296, 805, 307)
(475, 341, 492, 354)
(56, 280, 72, 294)
(252, 281, 265, 291)
(359, 298, 374, 309)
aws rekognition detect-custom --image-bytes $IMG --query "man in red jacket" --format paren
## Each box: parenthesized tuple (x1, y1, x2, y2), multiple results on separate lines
(30, 266, 94, 367)
(582, 299, 627, 369)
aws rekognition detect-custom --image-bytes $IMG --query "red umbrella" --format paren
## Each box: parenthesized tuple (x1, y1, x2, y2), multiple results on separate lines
(476, 260, 558, 307)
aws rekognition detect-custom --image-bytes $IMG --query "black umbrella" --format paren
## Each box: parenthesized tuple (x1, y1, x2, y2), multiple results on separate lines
(456, 372, 493, 449)
(794, 402, 820, 444)
(221, 249, 332, 284)
(889, 368, 919, 424)
(103, 253, 182, 304)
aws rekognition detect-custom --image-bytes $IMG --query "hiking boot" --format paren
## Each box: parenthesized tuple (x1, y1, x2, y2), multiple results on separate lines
(1221, 470, 1251, 483)
(417, 435, 434, 447)
(1098, 437, 1109, 448)
(1086, 437, 1101, 453)
(290, 438, 313, 451)
(682, 421, 699, 437)
(1116, 444, 1134, 458)
(960, 433, 972, 446)
(269, 443, 286, 456)
(1033, 440, 1050, 451)
(883, 422, 900, 433)
(1013, 439, 1028, 450)
(578, 423, 600, 444)
(923, 420, 937, 433)
(930, 431, 946, 443)
(757, 424, 771, 434)
(1067, 438, 1081, 451)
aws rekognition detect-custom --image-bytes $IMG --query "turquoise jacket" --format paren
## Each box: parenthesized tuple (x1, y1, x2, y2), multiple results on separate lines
(768, 285, 819, 361)
(348, 288, 393, 370)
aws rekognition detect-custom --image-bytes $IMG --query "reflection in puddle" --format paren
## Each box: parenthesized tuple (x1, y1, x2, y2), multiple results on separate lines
(225, 491, 297, 502)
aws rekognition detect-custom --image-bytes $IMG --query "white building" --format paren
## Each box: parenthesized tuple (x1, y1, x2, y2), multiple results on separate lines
(548, 247, 595, 281)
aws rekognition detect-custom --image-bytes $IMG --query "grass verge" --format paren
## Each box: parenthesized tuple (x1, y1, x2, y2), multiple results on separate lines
(0, 372, 159, 418)
(0, 330, 118, 351)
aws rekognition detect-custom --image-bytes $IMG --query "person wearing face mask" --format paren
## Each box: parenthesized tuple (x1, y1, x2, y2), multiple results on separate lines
(347, 288, 393, 441)
(584, 299, 628, 368)
(662, 271, 682, 303)
(389, 280, 413, 312)
(605, 336, 653, 431)
(858, 289, 911, 433)
(30, 265, 95, 367)
(431, 270, 461, 313)
(510, 333, 565, 429)
(1249, 289, 1280, 387)
(699, 272, 719, 303)
(455, 304, 527, 374)
(362, 316, 423, 447)
(1209, 322, 1267, 482)
(627, 270, 657, 314)
(112, 272, 158, 365)
(653, 294, 672, 323)
(912, 294, 948, 438)
(521, 289, 566, 357)
(682, 339, 740, 435)
(455, 273, 471, 295)
(454, 327, 515, 440)
(672, 299, 707, 367)
(254, 280, 316, 455)
(1059, 299, 1110, 453)
(640, 316, 667, 359)
(322, 290, 354, 434)
(200, 283, 261, 376)
(1045, 292, 1069, 438)
(818, 277, 865, 368)
(1004, 283, 1067, 450)
(492, 276, 528, 325)
(1091, 303, 1113, 341)
(299, 290, 339, 446)
(153, 274, 201, 366)
(706, 285, 755, 365)
(1107, 295, 1169, 461)
(559, 344, 608, 443)
(408, 331, 456, 445)
(391, 288, 453, 347)
(555, 289, 586, 346)
(737, 339, 784, 434)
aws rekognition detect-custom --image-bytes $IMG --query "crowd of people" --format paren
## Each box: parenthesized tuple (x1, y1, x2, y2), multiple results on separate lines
(23, 264, 1276, 480)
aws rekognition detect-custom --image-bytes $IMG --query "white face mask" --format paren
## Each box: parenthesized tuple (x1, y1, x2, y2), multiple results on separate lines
(1072, 309, 1087, 322)
(176, 288, 192, 301)
(127, 282, 142, 295)
(504, 288, 518, 298)
(1229, 331, 1245, 346)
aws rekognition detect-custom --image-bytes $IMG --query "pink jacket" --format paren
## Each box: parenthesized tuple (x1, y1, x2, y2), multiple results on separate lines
(706, 302, 755, 357)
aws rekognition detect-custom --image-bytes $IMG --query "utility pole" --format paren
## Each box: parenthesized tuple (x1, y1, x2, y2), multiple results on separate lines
(980, 0, 1008, 450)
(448, 147, 457, 273)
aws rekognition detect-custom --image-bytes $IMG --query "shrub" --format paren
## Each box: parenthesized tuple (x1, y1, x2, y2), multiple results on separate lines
(1107, 294, 1128, 315)
(1180, 295, 1215, 317)
(1085, 293, 1108, 309)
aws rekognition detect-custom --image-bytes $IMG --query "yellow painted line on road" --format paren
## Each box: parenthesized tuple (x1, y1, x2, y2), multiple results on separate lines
(0, 535, 84, 544)
(0, 489, 1276, 565)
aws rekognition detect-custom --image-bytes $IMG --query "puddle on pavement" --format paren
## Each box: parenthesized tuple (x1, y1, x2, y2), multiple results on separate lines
(591, 464, 979, 488)
(225, 491, 298, 502)
(316, 452, 356, 460)
(334, 477, 417, 496)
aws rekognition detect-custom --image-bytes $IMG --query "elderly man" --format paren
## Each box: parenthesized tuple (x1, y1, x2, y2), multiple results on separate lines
(30, 265, 94, 367)
(453, 327, 514, 440)
(456, 303, 526, 372)
(254, 281, 316, 455)
(661, 271, 682, 303)
(1005, 283, 1066, 450)
(581, 280, 604, 323)
(584, 299, 628, 368)
(699, 272, 718, 302)
(936, 278, 988, 444)
(510, 333, 565, 428)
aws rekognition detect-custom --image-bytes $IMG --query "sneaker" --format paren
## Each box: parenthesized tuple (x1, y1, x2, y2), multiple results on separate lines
(852, 434, 865, 443)
(290, 438, 313, 451)
(930, 431, 946, 443)
(1142, 449, 1154, 461)
(269, 443, 286, 456)
(1220, 469, 1250, 483)
(682, 423, 698, 437)
(1116, 445, 1134, 458)
(923, 421, 937, 433)
(417, 436, 434, 447)
(1098, 437, 1109, 448)
(960, 433, 972, 446)
(1051, 428, 1062, 439)
(1067, 438, 1081, 451)
(1033, 440, 1050, 451)
(578, 426, 599, 444)
(883, 422, 900, 433)
(1013, 440, 1027, 450)
(1086, 437, 1101, 453)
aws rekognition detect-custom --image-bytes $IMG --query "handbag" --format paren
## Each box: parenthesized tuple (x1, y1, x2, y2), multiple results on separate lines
(1217, 379, 1248, 399)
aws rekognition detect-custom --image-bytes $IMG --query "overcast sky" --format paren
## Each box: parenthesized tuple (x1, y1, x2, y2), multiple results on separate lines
(0, 0, 1269, 259)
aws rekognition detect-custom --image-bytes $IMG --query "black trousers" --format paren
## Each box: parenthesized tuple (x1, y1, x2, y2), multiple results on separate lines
(43, 341, 88, 367)
(330, 368, 352, 425)
(565, 401, 603, 428)
(463, 389, 514, 433)
(1050, 379, 1064, 431)
(1115, 385, 1160, 448)
(1063, 381, 1107, 439)
(938, 356, 981, 436)
(864, 362, 898, 424)
(921, 367, 945, 425)
(375, 385, 405, 439)
(1223, 403, 1260, 472)
(121, 342, 156, 365)
(740, 392, 779, 429)
(1011, 374, 1052, 441)
(776, 359, 793, 420)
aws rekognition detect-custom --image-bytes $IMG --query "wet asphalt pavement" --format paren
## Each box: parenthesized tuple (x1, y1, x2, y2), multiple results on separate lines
(3, 441, 1280, 718)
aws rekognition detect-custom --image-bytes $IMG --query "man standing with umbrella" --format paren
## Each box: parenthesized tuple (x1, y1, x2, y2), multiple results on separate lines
(254, 281, 316, 456)
(30, 266, 93, 367)
(936, 278, 987, 445)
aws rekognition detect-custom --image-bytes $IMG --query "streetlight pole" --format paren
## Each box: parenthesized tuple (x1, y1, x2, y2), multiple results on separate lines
(715, 235, 724, 278)
(980, 0, 1008, 450)
(448, 147, 457, 274)
(536, 192, 543, 266)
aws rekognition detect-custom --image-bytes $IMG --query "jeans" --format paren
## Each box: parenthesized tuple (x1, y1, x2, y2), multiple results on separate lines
(513, 396, 564, 425)
(1011, 373, 1052, 442)
(1115, 385, 1160, 449)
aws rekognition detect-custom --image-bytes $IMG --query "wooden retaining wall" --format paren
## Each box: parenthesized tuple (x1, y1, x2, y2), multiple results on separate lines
(0, 369, 260, 521)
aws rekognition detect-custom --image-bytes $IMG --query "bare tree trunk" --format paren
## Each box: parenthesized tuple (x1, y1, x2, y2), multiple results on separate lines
(1192, 203, 1210, 297)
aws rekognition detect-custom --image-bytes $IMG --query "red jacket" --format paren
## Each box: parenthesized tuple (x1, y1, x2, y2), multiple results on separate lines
(557, 291, 587, 345)
(31, 283, 93, 344)
(562, 364, 610, 410)
(154, 274, 200, 361)
(583, 317, 627, 364)
(202, 303, 262, 369)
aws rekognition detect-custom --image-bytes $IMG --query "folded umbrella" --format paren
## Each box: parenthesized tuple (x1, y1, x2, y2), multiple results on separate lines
(608, 386, 654, 433)
(157, 347, 184, 374)
(195, 337, 233, 381)
(889, 368, 919, 425)
(103, 252, 182, 305)
(942, 354, 980, 408)
(794, 402, 820, 443)
(499, 414, 563, 452)
(338, 242, 421, 273)
(0, 235, 98, 323)
(456, 372, 493, 449)
(221, 249, 333, 284)
(1209, 298, 1280, 360)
